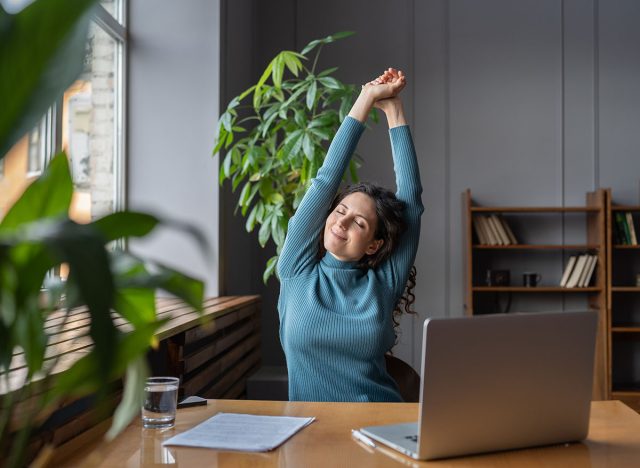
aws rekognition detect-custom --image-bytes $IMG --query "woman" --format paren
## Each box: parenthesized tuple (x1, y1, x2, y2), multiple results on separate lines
(277, 68, 423, 402)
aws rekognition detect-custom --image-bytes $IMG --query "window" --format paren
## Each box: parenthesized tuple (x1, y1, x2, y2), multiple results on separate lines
(0, 2, 127, 223)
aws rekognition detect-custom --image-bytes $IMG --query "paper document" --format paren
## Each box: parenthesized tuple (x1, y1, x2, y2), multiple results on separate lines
(163, 412, 316, 452)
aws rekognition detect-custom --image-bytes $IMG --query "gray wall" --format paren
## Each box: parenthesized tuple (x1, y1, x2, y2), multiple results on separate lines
(129, 0, 220, 296)
(221, 0, 640, 370)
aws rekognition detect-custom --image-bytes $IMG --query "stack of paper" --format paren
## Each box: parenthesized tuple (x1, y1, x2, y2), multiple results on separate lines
(163, 413, 315, 452)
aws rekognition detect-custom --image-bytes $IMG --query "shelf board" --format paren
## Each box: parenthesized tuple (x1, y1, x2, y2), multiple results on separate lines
(612, 206, 640, 212)
(470, 206, 600, 213)
(472, 286, 601, 293)
(613, 244, 640, 249)
(474, 244, 600, 250)
(612, 389, 640, 396)
(612, 327, 640, 333)
(611, 287, 640, 292)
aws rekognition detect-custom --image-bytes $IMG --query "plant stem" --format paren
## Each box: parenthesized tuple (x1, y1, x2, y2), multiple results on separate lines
(311, 44, 324, 74)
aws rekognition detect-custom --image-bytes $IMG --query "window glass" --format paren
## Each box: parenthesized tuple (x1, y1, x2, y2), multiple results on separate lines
(62, 21, 119, 223)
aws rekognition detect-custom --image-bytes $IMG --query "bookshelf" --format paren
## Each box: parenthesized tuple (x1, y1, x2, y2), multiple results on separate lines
(606, 190, 640, 411)
(463, 189, 608, 401)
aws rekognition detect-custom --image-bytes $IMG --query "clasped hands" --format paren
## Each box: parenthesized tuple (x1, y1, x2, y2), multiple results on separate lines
(362, 68, 406, 108)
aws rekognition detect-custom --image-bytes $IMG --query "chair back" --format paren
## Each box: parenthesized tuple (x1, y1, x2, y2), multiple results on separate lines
(384, 354, 420, 402)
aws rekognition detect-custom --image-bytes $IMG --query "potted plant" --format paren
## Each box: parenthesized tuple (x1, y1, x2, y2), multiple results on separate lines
(213, 31, 378, 283)
(0, 1, 205, 466)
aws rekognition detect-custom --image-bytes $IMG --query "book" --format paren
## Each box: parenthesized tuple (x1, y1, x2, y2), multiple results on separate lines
(559, 256, 578, 287)
(472, 216, 488, 244)
(500, 216, 518, 244)
(490, 214, 511, 245)
(626, 212, 637, 245)
(581, 255, 598, 287)
(565, 254, 589, 288)
(616, 212, 630, 245)
(577, 255, 595, 288)
(486, 215, 504, 245)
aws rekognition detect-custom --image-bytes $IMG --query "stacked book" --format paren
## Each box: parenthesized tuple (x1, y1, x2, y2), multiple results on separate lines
(613, 212, 638, 245)
(472, 215, 518, 245)
(560, 254, 598, 288)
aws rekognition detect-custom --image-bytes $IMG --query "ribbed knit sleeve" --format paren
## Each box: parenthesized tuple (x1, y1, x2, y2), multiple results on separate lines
(277, 117, 365, 279)
(379, 125, 424, 299)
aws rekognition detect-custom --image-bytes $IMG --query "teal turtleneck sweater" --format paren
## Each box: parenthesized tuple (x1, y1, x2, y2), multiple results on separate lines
(277, 116, 423, 402)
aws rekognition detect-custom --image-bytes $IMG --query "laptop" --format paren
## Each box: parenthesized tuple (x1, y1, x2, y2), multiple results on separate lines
(360, 311, 598, 460)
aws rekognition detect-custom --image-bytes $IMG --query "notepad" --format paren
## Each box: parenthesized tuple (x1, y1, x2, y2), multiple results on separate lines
(163, 412, 315, 452)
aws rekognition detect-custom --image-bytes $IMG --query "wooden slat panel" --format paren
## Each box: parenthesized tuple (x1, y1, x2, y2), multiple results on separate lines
(51, 392, 122, 446)
(200, 348, 261, 399)
(182, 332, 260, 396)
(157, 296, 259, 341)
(2, 296, 259, 391)
(221, 366, 260, 400)
(184, 316, 260, 373)
(184, 304, 257, 344)
(1, 349, 90, 397)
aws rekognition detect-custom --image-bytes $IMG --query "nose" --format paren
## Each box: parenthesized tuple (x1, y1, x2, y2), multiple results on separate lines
(336, 216, 347, 230)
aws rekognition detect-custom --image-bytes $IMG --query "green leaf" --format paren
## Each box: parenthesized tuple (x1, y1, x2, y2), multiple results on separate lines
(318, 67, 339, 77)
(150, 266, 204, 312)
(299, 31, 354, 56)
(309, 127, 332, 141)
(213, 133, 226, 156)
(114, 288, 156, 328)
(47, 321, 164, 404)
(237, 84, 257, 102)
(301, 39, 322, 56)
(46, 221, 117, 387)
(221, 150, 233, 182)
(245, 205, 258, 232)
(329, 31, 355, 41)
(14, 300, 46, 377)
(308, 113, 336, 128)
(111, 252, 204, 313)
(106, 357, 149, 441)
(318, 77, 342, 90)
(0, 152, 72, 233)
(272, 53, 284, 88)
(92, 212, 159, 242)
(224, 130, 234, 149)
(302, 134, 314, 160)
(253, 59, 274, 109)
(269, 193, 284, 204)
(282, 129, 304, 156)
(258, 215, 271, 247)
(263, 255, 279, 284)
(306, 80, 317, 110)
(283, 51, 303, 77)
(239, 181, 252, 207)
(0, 0, 99, 158)
(219, 112, 233, 133)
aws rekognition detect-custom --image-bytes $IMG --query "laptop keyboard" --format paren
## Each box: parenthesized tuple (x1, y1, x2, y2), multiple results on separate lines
(405, 435, 418, 443)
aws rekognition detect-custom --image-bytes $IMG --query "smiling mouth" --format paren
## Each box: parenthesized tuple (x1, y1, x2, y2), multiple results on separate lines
(331, 229, 347, 241)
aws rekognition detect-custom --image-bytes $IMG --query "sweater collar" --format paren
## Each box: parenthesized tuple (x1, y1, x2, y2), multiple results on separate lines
(321, 252, 361, 270)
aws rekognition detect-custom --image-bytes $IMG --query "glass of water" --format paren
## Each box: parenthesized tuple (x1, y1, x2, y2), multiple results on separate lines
(142, 376, 179, 428)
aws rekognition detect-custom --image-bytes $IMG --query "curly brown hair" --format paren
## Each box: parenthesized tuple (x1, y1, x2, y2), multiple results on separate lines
(318, 182, 418, 341)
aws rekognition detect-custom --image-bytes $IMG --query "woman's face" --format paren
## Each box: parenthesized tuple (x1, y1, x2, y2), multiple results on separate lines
(323, 192, 384, 262)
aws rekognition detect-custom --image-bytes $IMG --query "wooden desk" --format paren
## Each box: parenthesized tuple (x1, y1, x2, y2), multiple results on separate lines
(58, 400, 640, 467)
